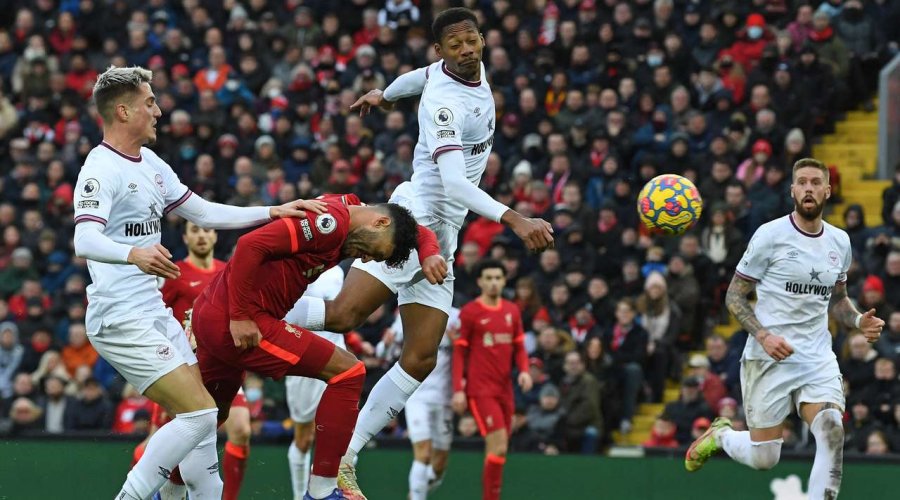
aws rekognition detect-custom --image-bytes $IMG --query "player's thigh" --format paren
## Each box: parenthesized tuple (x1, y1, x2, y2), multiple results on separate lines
(243, 316, 336, 379)
(286, 375, 327, 423)
(741, 359, 793, 431)
(331, 264, 401, 331)
(795, 359, 845, 425)
(145, 363, 215, 414)
(194, 343, 244, 420)
(484, 429, 509, 456)
(398, 303, 449, 370)
(89, 314, 193, 396)
(468, 396, 507, 438)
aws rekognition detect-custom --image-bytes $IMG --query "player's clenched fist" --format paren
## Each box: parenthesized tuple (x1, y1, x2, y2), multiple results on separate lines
(506, 213, 554, 253)
(421, 254, 449, 285)
(451, 391, 468, 415)
(230, 319, 262, 350)
(127, 243, 180, 279)
(858, 308, 885, 343)
(518, 372, 533, 392)
(758, 330, 794, 362)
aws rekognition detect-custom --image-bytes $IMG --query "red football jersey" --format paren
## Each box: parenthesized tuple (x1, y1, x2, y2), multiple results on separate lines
(202, 195, 354, 322)
(453, 298, 529, 398)
(161, 258, 226, 323)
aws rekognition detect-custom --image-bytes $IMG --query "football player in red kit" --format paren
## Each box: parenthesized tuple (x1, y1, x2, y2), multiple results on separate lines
(452, 259, 532, 500)
(191, 194, 442, 500)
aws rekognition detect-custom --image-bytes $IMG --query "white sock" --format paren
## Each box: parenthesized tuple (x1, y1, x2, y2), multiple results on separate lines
(117, 407, 218, 500)
(307, 474, 336, 499)
(409, 460, 429, 500)
(343, 364, 420, 462)
(809, 409, 843, 499)
(180, 431, 223, 498)
(719, 429, 782, 470)
(158, 479, 186, 500)
(288, 443, 311, 500)
(289, 296, 326, 331)
(427, 464, 444, 493)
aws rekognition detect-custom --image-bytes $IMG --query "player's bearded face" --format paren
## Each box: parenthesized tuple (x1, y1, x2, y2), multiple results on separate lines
(345, 227, 392, 263)
(791, 167, 830, 221)
(437, 21, 483, 80)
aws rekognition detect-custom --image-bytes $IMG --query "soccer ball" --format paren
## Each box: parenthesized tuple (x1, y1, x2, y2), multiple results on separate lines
(637, 174, 703, 236)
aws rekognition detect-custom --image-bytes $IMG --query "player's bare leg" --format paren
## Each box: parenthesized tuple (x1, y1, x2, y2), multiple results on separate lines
(428, 449, 449, 494)
(409, 440, 433, 500)
(482, 429, 509, 500)
(222, 405, 252, 500)
(800, 402, 844, 499)
(289, 421, 316, 500)
(119, 364, 220, 500)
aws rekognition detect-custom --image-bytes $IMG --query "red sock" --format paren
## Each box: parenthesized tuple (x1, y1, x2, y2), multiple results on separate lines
(311, 361, 366, 478)
(223, 441, 249, 500)
(483, 454, 505, 500)
(169, 466, 184, 486)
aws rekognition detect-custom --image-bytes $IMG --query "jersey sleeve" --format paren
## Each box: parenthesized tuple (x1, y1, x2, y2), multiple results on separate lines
(73, 160, 117, 226)
(419, 95, 464, 162)
(228, 205, 347, 319)
(735, 227, 771, 282)
(837, 232, 852, 283)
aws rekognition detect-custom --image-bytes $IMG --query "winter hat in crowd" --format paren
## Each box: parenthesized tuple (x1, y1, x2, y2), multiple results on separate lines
(752, 139, 772, 156)
(862, 275, 885, 296)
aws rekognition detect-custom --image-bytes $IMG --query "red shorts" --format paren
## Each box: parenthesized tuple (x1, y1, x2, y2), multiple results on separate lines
(191, 295, 336, 407)
(149, 391, 248, 428)
(468, 395, 514, 437)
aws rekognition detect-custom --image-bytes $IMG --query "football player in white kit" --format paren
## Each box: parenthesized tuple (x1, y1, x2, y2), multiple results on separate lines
(72, 66, 324, 500)
(685, 159, 885, 499)
(287, 8, 554, 498)
(284, 265, 348, 500)
(403, 307, 459, 500)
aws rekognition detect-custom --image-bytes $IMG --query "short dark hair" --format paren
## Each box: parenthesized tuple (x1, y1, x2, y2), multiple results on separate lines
(475, 259, 506, 279)
(381, 203, 419, 268)
(432, 7, 478, 43)
(93, 66, 153, 121)
(792, 157, 830, 182)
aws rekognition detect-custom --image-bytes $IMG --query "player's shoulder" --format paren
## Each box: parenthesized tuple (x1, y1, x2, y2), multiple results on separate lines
(501, 299, 521, 314)
(213, 259, 227, 270)
(81, 146, 123, 177)
(822, 220, 851, 245)
(459, 300, 480, 316)
(753, 215, 792, 239)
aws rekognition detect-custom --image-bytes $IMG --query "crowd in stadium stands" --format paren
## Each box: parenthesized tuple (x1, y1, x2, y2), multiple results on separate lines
(1, 0, 900, 457)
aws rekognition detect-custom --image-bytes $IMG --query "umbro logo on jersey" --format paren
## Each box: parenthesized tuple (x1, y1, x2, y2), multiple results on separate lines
(128, 182, 138, 193)
(787, 250, 799, 259)
(387, 406, 400, 419)
(474, 107, 481, 117)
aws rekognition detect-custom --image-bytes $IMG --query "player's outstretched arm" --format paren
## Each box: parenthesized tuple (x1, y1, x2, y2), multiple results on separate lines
(435, 150, 554, 252)
(73, 221, 180, 279)
(725, 275, 794, 361)
(829, 282, 884, 343)
(350, 66, 429, 116)
(172, 192, 327, 230)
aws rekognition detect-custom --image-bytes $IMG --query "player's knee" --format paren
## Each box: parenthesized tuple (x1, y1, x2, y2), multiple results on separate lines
(749, 440, 782, 470)
(812, 408, 844, 450)
(400, 350, 437, 381)
(229, 420, 252, 446)
(295, 431, 314, 453)
(328, 360, 367, 388)
(327, 300, 368, 333)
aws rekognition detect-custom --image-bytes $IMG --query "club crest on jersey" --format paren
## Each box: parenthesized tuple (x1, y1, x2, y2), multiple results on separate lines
(828, 251, 840, 267)
(285, 324, 303, 338)
(81, 178, 99, 198)
(434, 107, 454, 126)
(156, 344, 174, 361)
(316, 214, 336, 234)
(154, 173, 166, 195)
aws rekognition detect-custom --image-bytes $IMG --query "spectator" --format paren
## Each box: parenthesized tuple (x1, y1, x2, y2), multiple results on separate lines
(558, 351, 602, 454)
(60, 323, 96, 378)
(865, 430, 892, 456)
(0, 248, 40, 298)
(533, 325, 572, 384)
(602, 298, 648, 435)
(705, 334, 740, 396)
(636, 272, 681, 403)
(686, 354, 727, 411)
(876, 312, 900, 360)
(846, 397, 881, 452)
(663, 376, 714, 445)
(522, 383, 564, 455)
(40, 374, 74, 434)
(643, 414, 679, 448)
(860, 357, 900, 426)
(111, 384, 154, 435)
(0, 321, 24, 398)
(66, 376, 114, 431)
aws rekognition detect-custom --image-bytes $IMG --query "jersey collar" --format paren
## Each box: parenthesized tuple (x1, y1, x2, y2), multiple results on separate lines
(442, 61, 481, 88)
(101, 141, 142, 163)
(789, 214, 824, 238)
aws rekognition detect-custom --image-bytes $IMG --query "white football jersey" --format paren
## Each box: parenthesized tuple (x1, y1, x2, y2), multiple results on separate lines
(410, 60, 495, 227)
(289, 266, 346, 346)
(735, 214, 851, 363)
(400, 307, 460, 406)
(74, 143, 192, 333)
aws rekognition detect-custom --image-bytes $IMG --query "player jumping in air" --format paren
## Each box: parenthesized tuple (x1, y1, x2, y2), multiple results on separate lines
(286, 9, 553, 497)
(685, 159, 885, 499)
(189, 194, 437, 500)
(452, 260, 531, 500)
(73, 66, 322, 500)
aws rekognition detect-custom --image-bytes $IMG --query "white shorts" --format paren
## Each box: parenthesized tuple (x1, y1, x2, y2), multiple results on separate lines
(741, 357, 844, 429)
(285, 331, 345, 422)
(405, 398, 454, 450)
(351, 214, 457, 313)
(88, 312, 196, 394)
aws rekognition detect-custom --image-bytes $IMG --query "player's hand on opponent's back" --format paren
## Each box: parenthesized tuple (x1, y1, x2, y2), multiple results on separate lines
(758, 330, 794, 361)
(504, 212, 555, 253)
(128, 244, 180, 279)
(518, 372, 533, 392)
(269, 199, 328, 219)
(858, 308, 885, 343)
(421, 255, 449, 285)
(230, 319, 262, 350)
(451, 391, 468, 415)
(349, 89, 394, 116)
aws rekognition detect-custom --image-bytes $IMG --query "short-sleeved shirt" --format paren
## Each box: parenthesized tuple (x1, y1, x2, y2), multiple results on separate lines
(74, 143, 193, 332)
(735, 214, 852, 363)
(411, 61, 496, 227)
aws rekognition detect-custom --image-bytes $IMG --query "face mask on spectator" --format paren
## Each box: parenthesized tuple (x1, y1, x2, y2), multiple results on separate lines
(647, 54, 663, 67)
(246, 387, 262, 402)
(747, 26, 763, 39)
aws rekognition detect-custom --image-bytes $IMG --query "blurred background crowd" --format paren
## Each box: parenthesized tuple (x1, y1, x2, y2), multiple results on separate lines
(2, 0, 900, 457)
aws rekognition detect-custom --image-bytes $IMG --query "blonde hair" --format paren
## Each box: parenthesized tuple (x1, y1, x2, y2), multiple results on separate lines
(93, 66, 153, 121)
